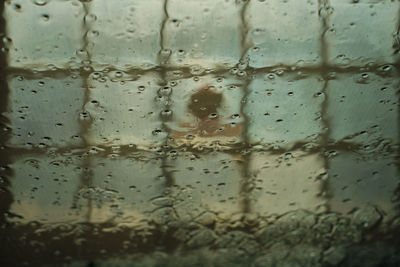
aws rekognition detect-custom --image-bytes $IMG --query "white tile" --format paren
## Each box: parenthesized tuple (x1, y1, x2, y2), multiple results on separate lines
(245, 71, 324, 149)
(87, 154, 165, 223)
(8, 154, 86, 224)
(250, 151, 326, 216)
(327, 0, 399, 65)
(88, 0, 164, 70)
(328, 152, 399, 217)
(85, 71, 165, 149)
(163, 0, 242, 68)
(5, 73, 84, 148)
(4, 0, 84, 70)
(244, 0, 320, 68)
(326, 72, 399, 144)
(168, 151, 242, 218)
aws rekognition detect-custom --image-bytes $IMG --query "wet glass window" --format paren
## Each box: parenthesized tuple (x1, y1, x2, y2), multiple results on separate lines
(0, 0, 399, 266)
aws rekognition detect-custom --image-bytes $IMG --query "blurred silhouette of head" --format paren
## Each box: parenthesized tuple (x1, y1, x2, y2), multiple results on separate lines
(188, 87, 222, 119)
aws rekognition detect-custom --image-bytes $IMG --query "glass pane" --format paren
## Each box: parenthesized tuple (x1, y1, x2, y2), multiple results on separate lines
(0, 0, 399, 266)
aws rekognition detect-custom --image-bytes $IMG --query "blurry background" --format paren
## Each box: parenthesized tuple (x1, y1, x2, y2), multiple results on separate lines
(0, 0, 399, 266)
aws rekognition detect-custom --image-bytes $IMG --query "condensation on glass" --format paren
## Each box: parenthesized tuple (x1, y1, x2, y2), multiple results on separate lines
(0, 0, 399, 266)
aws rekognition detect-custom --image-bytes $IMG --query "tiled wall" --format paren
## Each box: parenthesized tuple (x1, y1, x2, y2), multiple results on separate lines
(1, 0, 399, 225)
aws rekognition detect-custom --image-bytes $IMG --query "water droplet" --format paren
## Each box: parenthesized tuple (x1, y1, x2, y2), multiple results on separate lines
(382, 65, 391, 72)
(152, 129, 162, 135)
(160, 49, 171, 57)
(14, 3, 22, 11)
(34, 0, 48, 6)
(89, 30, 99, 38)
(159, 86, 171, 96)
(282, 152, 292, 160)
(161, 110, 172, 118)
(92, 72, 101, 79)
(238, 61, 248, 70)
(42, 14, 50, 21)
(209, 113, 218, 119)
(314, 92, 323, 97)
(231, 114, 240, 119)
(237, 71, 246, 77)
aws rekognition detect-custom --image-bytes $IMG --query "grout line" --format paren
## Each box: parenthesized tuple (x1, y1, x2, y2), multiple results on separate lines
(238, 80, 252, 214)
(318, 0, 333, 211)
(3, 137, 394, 158)
(318, 0, 330, 69)
(5, 63, 400, 76)
(0, 0, 14, 223)
(238, 0, 252, 214)
(239, 0, 251, 62)
(158, 0, 175, 190)
(82, 2, 92, 63)
(72, 0, 94, 223)
(394, 0, 400, 212)
(393, 1, 400, 59)
(158, 0, 171, 66)
(77, 1, 93, 150)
